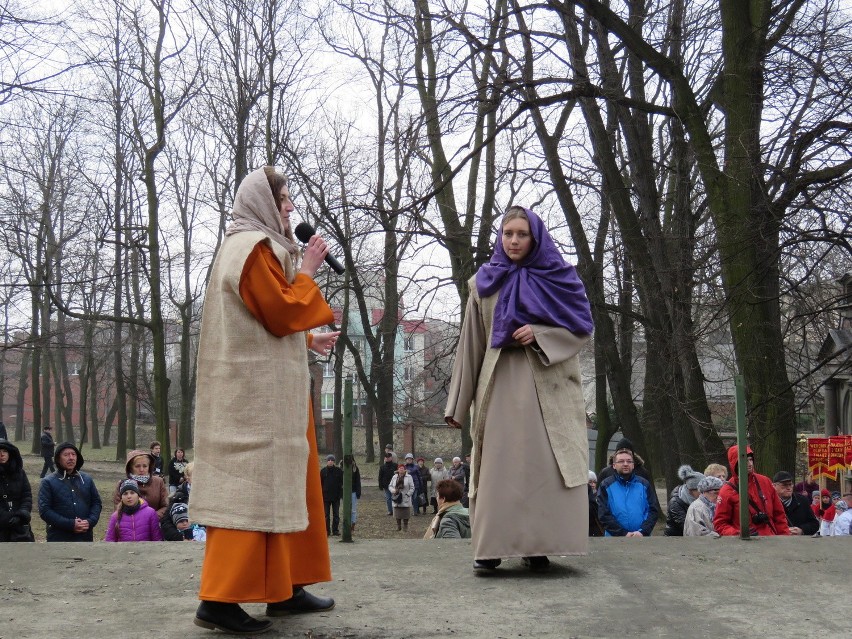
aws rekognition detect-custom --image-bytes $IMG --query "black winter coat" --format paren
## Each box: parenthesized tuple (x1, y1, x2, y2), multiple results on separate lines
(782, 492, 820, 536)
(160, 484, 191, 541)
(0, 440, 33, 542)
(40, 431, 55, 458)
(378, 461, 396, 490)
(664, 489, 690, 536)
(320, 465, 343, 501)
(168, 457, 189, 487)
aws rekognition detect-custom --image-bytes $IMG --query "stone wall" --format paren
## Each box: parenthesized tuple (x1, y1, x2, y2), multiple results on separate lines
(345, 423, 464, 460)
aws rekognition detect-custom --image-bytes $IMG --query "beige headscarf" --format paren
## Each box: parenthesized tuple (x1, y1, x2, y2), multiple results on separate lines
(225, 167, 300, 263)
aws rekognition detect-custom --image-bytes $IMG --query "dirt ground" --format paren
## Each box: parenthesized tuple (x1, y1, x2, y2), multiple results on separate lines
(18, 452, 436, 542)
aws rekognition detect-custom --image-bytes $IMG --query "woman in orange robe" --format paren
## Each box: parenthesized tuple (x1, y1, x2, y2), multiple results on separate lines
(191, 167, 340, 635)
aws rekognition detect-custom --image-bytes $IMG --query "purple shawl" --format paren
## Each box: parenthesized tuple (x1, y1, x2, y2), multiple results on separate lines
(475, 209, 593, 348)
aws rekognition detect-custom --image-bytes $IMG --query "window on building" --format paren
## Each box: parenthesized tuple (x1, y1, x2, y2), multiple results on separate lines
(404, 335, 414, 351)
(322, 360, 334, 377)
(321, 393, 334, 411)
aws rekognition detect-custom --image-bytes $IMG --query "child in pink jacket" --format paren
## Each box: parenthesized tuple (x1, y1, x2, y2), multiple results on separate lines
(104, 479, 163, 542)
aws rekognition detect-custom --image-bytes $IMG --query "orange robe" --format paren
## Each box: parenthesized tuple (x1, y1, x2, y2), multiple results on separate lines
(199, 243, 332, 603)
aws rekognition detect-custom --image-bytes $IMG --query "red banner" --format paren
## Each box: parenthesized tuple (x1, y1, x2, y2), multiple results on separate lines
(808, 438, 832, 480)
(846, 436, 852, 470)
(829, 436, 847, 473)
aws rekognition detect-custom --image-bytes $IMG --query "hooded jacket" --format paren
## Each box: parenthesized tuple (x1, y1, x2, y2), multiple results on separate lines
(38, 443, 102, 541)
(111, 449, 169, 518)
(713, 445, 790, 536)
(104, 498, 164, 542)
(0, 440, 33, 541)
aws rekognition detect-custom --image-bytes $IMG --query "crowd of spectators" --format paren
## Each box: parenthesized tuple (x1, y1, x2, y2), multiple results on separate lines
(588, 438, 851, 538)
(3, 434, 850, 543)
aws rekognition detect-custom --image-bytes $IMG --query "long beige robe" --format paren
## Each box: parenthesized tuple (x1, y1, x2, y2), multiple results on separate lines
(191, 226, 318, 533)
(445, 277, 590, 559)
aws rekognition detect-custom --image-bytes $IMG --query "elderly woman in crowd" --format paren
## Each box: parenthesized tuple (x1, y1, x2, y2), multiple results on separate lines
(388, 464, 415, 532)
(664, 465, 705, 536)
(683, 476, 724, 537)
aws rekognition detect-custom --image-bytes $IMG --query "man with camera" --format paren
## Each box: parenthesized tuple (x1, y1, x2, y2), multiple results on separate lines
(713, 444, 790, 536)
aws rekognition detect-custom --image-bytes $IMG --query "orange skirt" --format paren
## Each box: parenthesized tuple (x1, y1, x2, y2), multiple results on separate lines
(198, 406, 332, 603)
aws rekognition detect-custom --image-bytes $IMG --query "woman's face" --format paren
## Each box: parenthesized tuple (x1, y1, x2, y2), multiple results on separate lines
(397, 467, 406, 476)
(121, 490, 139, 507)
(131, 456, 150, 475)
(0, 449, 8, 464)
(176, 450, 185, 460)
(278, 185, 294, 232)
(501, 217, 533, 263)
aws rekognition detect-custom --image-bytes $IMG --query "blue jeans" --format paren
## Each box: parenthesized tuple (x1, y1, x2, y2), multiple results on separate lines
(384, 488, 393, 514)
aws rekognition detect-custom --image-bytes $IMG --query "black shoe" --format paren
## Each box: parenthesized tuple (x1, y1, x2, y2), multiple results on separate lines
(332, 531, 339, 536)
(194, 601, 272, 634)
(522, 556, 551, 572)
(266, 588, 335, 616)
(473, 559, 501, 570)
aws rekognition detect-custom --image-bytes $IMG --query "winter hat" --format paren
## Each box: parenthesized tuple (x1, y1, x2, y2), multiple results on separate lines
(831, 491, 842, 500)
(812, 490, 821, 499)
(772, 471, 794, 483)
(452, 456, 461, 463)
(404, 453, 414, 460)
(614, 437, 634, 452)
(697, 476, 724, 493)
(821, 489, 831, 497)
(588, 470, 597, 483)
(678, 465, 704, 491)
(835, 499, 849, 513)
(434, 458, 443, 464)
(119, 478, 141, 495)
(170, 502, 190, 524)
(417, 457, 425, 462)
(326, 454, 336, 462)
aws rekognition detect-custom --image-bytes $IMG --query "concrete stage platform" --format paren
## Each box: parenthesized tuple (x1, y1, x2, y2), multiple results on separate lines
(1, 537, 847, 638)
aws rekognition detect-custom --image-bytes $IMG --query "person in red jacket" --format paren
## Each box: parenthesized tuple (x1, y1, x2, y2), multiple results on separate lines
(713, 444, 791, 536)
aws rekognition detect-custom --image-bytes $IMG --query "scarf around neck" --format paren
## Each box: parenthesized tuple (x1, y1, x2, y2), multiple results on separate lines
(475, 208, 593, 348)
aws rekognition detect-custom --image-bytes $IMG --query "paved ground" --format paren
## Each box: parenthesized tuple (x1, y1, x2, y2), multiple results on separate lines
(2, 536, 848, 638)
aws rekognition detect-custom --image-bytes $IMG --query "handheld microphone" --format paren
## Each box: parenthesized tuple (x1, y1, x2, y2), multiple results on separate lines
(294, 222, 346, 274)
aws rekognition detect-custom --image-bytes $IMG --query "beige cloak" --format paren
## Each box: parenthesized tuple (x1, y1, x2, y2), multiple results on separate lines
(444, 277, 590, 558)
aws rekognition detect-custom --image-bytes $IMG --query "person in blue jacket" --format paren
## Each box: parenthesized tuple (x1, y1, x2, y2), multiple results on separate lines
(38, 442, 102, 541)
(597, 447, 658, 537)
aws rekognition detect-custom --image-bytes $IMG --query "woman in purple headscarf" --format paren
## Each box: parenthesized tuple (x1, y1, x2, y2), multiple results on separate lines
(445, 206, 593, 572)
